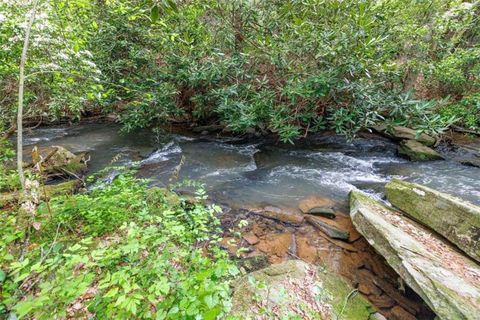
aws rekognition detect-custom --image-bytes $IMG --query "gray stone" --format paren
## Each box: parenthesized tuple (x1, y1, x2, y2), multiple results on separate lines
(350, 190, 480, 320)
(385, 179, 480, 263)
(461, 158, 480, 168)
(31, 146, 88, 177)
(298, 195, 337, 218)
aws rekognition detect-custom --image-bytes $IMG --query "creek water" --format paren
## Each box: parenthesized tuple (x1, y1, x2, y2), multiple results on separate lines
(23, 122, 480, 317)
(24, 122, 480, 208)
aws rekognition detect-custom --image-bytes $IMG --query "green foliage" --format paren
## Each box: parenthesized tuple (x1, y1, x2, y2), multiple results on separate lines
(441, 93, 480, 130)
(0, 138, 19, 192)
(108, 0, 479, 138)
(1, 0, 479, 138)
(429, 48, 480, 93)
(0, 173, 238, 319)
(42, 172, 147, 236)
(0, 1, 104, 125)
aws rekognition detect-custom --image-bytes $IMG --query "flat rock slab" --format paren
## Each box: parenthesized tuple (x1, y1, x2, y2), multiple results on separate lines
(305, 215, 350, 240)
(298, 195, 337, 218)
(230, 260, 373, 319)
(386, 179, 480, 263)
(350, 190, 480, 320)
(251, 206, 304, 225)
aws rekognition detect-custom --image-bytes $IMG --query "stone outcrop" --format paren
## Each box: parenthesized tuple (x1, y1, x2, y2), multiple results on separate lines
(350, 190, 480, 320)
(374, 125, 436, 146)
(385, 179, 480, 263)
(398, 140, 443, 161)
(229, 260, 373, 319)
(222, 207, 431, 318)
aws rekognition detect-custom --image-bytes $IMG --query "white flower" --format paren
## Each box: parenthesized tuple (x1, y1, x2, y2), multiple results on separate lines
(83, 60, 97, 68)
(58, 52, 70, 60)
(461, 2, 474, 10)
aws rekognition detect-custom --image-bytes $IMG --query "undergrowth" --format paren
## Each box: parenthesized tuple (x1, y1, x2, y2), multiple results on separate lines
(0, 171, 239, 319)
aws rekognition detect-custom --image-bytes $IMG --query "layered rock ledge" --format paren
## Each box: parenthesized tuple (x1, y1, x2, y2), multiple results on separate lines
(350, 190, 480, 319)
(385, 179, 480, 263)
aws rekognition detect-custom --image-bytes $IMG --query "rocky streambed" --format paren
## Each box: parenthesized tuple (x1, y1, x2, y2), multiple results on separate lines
(8, 122, 480, 319)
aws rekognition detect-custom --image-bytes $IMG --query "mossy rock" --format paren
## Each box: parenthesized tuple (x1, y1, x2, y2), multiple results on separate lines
(146, 187, 181, 207)
(0, 180, 80, 208)
(229, 260, 373, 319)
(350, 190, 480, 320)
(237, 255, 269, 273)
(398, 140, 443, 161)
(32, 146, 87, 177)
(374, 125, 436, 146)
(385, 179, 480, 263)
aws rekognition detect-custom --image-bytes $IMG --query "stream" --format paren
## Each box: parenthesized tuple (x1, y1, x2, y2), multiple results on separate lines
(23, 122, 480, 318)
(24, 122, 480, 207)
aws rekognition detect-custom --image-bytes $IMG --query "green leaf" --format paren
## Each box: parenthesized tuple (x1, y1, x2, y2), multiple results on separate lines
(151, 5, 159, 22)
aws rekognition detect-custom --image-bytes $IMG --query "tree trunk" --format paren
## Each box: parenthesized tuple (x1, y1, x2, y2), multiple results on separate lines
(17, 0, 40, 190)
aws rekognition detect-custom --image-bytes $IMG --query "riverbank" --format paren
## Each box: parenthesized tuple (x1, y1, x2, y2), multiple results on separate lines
(2, 121, 480, 319)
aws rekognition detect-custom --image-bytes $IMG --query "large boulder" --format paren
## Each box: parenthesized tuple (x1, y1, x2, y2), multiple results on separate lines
(398, 140, 443, 161)
(385, 179, 480, 263)
(374, 125, 436, 146)
(350, 190, 480, 320)
(229, 260, 373, 319)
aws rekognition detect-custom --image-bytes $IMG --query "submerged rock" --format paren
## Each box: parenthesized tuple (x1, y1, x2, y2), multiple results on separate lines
(229, 260, 373, 319)
(398, 140, 443, 161)
(298, 195, 337, 218)
(374, 125, 436, 146)
(461, 157, 480, 168)
(385, 179, 480, 263)
(350, 190, 480, 320)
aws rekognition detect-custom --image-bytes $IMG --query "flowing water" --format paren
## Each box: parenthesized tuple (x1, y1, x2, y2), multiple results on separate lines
(24, 122, 480, 207)
(22, 122, 480, 317)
